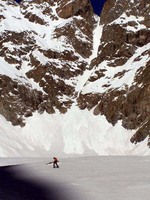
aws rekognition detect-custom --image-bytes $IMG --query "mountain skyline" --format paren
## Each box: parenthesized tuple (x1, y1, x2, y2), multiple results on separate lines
(14, 0, 105, 15)
(90, 0, 105, 15)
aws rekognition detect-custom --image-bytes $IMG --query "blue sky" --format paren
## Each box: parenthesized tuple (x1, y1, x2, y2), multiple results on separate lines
(15, 0, 105, 15)
(15, 0, 22, 2)
(90, 0, 105, 15)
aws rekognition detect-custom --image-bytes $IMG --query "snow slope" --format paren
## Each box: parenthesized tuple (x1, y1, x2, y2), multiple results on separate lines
(82, 43, 150, 94)
(0, 105, 149, 157)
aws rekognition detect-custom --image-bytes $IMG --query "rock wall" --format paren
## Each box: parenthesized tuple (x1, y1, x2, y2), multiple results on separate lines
(79, 0, 150, 144)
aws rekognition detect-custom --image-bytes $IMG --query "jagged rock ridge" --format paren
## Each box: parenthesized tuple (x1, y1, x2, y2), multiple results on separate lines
(0, 0, 150, 146)
(0, 0, 97, 125)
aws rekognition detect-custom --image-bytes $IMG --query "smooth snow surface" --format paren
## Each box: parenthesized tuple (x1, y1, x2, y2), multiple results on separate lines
(0, 105, 150, 157)
(0, 157, 150, 200)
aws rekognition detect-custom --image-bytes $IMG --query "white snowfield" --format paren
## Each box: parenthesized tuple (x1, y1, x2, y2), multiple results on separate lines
(0, 106, 149, 157)
(0, 156, 150, 200)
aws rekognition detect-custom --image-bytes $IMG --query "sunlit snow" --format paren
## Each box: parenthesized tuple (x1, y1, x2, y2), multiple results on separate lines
(110, 13, 147, 31)
(81, 43, 150, 94)
(0, 105, 149, 157)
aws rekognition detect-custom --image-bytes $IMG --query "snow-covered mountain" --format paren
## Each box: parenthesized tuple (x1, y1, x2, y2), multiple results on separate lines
(0, 0, 149, 156)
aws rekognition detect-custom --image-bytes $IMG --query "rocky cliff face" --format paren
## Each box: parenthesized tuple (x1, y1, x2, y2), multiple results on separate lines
(78, 0, 150, 144)
(0, 0, 150, 146)
(0, 0, 97, 125)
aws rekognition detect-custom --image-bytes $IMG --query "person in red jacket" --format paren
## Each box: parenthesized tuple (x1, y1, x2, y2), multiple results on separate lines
(53, 157, 59, 168)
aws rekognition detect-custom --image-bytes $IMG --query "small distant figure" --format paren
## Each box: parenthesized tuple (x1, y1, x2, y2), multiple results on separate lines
(53, 157, 59, 168)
